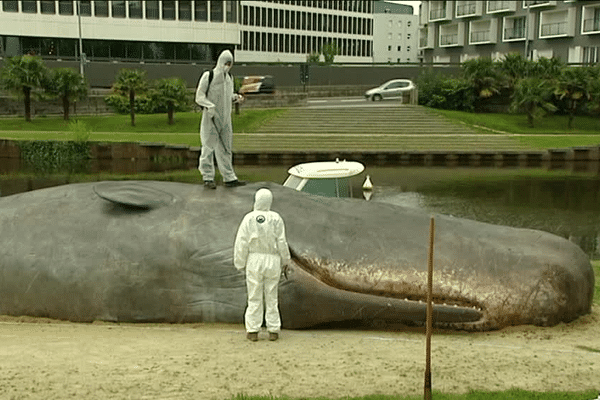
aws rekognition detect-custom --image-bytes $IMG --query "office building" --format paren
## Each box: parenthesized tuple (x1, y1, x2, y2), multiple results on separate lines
(372, 0, 418, 63)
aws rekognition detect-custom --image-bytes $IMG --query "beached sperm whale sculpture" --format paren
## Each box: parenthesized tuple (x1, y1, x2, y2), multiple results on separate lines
(0, 181, 594, 331)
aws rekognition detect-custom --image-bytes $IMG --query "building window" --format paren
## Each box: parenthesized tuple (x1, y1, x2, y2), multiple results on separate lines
(268, 8, 273, 27)
(21, 1, 37, 13)
(145, 0, 159, 19)
(195, 0, 207, 21)
(129, 1, 142, 19)
(2, 1, 18, 12)
(261, 7, 266, 27)
(179, 0, 192, 20)
(249, 6, 254, 26)
(211, 0, 223, 22)
(40, 0, 55, 14)
(94, 0, 108, 17)
(78, 0, 91, 16)
(583, 46, 599, 64)
(163, 1, 175, 20)
(226, 0, 236, 23)
(112, 0, 125, 18)
(58, 0, 74, 15)
(397, 45, 401, 51)
(388, 45, 391, 51)
(242, 31, 248, 51)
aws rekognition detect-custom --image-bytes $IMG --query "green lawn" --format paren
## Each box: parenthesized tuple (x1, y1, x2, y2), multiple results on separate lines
(432, 109, 600, 135)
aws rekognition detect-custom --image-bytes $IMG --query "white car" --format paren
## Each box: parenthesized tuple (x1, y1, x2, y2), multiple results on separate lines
(365, 79, 416, 101)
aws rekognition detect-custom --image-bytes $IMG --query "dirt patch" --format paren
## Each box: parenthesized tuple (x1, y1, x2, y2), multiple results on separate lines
(1, 311, 599, 400)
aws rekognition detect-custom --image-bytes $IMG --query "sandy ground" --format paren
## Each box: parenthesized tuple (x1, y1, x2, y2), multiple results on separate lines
(1, 311, 599, 400)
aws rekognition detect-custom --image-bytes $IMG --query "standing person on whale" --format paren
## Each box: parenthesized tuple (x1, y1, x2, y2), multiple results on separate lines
(195, 49, 245, 189)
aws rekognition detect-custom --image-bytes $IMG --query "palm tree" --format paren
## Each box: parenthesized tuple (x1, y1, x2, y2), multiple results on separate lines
(555, 66, 591, 129)
(112, 68, 148, 126)
(0, 55, 49, 122)
(587, 64, 600, 123)
(510, 77, 557, 128)
(462, 57, 505, 99)
(498, 53, 531, 90)
(151, 77, 191, 125)
(44, 68, 88, 121)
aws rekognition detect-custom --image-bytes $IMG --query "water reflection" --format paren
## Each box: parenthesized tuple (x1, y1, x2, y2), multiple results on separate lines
(2, 165, 600, 258)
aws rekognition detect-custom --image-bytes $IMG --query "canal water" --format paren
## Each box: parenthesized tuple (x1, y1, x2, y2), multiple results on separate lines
(2, 164, 600, 259)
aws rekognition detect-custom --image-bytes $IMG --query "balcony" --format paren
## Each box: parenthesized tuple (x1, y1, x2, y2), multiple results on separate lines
(487, 1, 516, 14)
(539, 8, 575, 38)
(440, 23, 465, 47)
(429, 1, 451, 22)
(456, 1, 482, 18)
(470, 19, 497, 44)
(581, 5, 600, 35)
(523, 1, 557, 9)
(503, 15, 533, 41)
(419, 27, 434, 49)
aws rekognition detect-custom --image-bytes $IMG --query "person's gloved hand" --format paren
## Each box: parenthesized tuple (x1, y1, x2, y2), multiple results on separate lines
(204, 106, 215, 116)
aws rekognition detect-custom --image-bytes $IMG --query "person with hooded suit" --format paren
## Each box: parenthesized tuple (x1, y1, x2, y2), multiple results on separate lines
(195, 50, 246, 189)
(234, 188, 291, 342)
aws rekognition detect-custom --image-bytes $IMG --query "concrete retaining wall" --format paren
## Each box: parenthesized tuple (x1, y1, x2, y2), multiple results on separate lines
(2, 139, 600, 174)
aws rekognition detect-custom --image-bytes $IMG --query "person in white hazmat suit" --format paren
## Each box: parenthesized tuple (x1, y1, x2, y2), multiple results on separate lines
(234, 188, 291, 342)
(195, 50, 245, 189)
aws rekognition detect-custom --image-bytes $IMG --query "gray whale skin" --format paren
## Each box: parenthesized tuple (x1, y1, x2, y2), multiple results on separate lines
(0, 180, 594, 331)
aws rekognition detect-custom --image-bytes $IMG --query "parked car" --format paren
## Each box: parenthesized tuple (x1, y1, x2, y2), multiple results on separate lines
(239, 75, 276, 95)
(364, 79, 416, 101)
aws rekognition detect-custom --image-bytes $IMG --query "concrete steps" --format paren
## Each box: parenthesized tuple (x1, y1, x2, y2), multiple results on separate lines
(252, 105, 478, 136)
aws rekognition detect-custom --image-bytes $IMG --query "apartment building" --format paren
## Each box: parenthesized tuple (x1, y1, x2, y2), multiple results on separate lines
(372, 0, 419, 63)
(419, 1, 600, 64)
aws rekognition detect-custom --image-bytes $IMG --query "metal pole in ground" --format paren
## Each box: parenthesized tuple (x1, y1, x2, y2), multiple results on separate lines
(424, 216, 435, 400)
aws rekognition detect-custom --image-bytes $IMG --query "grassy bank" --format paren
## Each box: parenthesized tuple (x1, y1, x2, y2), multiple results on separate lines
(0, 108, 600, 151)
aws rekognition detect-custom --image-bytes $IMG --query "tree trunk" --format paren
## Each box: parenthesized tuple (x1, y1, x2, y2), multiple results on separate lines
(129, 89, 136, 127)
(62, 95, 70, 121)
(235, 102, 240, 115)
(527, 104, 535, 128)
(168, 103, 174, 125)
(23, 86, 32, 122)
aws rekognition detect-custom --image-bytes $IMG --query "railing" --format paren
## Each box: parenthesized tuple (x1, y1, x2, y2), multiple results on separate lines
(470, 31, 490, 42)
(429, 8, 446, 20)
(540, 21, 567, 36)
(456, 3, 476, 16)
(504, 28, 525, 40)
(583, 18, 600, 33)
(525, 0, 552, 7)
(440, 34, 458, 46)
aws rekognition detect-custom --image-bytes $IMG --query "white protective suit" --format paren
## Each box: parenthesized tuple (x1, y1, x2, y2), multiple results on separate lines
(234, 188, 291, 333)
(195, 50, 241, 182)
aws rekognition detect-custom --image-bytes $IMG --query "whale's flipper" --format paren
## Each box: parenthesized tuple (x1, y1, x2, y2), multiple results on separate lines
(93, 181, 176, 209)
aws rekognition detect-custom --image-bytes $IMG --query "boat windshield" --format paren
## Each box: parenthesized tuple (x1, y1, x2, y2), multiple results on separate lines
(302, 178, 350, 198)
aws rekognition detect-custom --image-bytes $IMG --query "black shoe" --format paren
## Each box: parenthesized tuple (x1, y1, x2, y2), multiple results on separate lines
(203, 180, 216, 189)
(247, 332, 258, 342)
(224, 180, 247, 188)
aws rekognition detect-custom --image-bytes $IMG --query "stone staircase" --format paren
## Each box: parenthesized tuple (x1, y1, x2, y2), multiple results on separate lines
(237, 105, 535, 152)
(254, 105, 473, 135)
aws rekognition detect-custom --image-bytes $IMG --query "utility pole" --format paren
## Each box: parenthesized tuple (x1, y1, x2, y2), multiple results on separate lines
(77, 1, 85, 77)
(524, 2, 531, 61)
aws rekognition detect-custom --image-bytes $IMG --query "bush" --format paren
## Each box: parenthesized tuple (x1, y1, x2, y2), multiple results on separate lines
(105, 93, 192, 115)
(417, 71, 474, 112)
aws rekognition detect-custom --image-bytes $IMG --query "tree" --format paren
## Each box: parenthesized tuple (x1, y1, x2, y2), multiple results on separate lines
(510, 77, 557, 128)
(587, 64, 600, 123)
(322, 42, 338, 64)
(44, 68, 88, 121)
(498, 53, 531, 90)
(462, 57, 505, 99)
(555, 66, 591, 129)
(112, 68, 148, 126)
(151, 77, 191, 125)
(0, 55, 49, 122)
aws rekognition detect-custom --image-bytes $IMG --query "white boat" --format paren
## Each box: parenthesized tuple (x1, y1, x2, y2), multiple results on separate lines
(282, 159, 365, 198)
